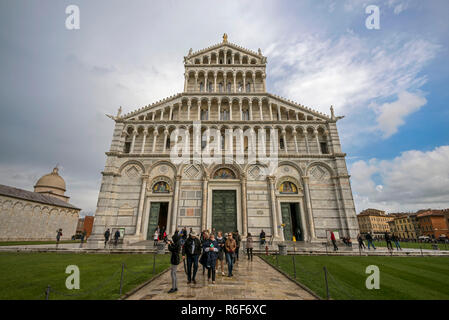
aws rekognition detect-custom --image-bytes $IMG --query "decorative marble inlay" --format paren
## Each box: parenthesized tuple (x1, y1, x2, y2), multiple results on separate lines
(126, 166, 140, 178)
(185, 165, 200, 179)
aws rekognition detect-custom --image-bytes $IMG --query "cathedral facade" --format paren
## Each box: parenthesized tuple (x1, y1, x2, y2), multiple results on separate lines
(91, 36, 359, 243)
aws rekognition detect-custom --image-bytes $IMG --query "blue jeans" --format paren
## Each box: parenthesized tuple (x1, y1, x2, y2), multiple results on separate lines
(367, 240, 376, 249)
(394, 240, 401, 250)
(186, 255, 199, 281)
(226, 252, 234, 276)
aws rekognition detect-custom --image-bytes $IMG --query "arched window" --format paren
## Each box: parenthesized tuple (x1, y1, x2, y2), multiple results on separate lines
(227, 82, 231, 93)
(221, 133, 225, 150)
(199, 82, 204, 92)
(213, 168, 236, 179)
(201, 109, 208, 120)
(242, 109, 249, 121)
(279, 181, 298, 194)
(166, 137, 171, 150)
(201, 133, 207, 149)
(208, 82, 213, 92)
(218, 82, 223, 93)
(280, 137, 285, 150)
(221, 109, 229, 121)
(153, 181, 170, 193)
(238, 82, 243, 92)
(246, 82, 251, 93)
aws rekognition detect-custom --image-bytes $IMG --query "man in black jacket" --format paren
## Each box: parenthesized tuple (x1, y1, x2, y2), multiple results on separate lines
(168, 232, 181, 293)
(182, 232, 202, 284)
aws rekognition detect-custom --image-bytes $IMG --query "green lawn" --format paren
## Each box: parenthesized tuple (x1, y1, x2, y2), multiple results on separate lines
(0, 252, 170, 300)
(261, 255, 449, 300)
(372, 241, 449, 250)
(0, 240, 81, 246)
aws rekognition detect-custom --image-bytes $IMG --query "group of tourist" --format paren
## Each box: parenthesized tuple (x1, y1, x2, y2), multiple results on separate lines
(103, 228, 121, 247)
(153, 226, 168, 245)
(166, 228, 256, 294)
(357, 232, 402, 250)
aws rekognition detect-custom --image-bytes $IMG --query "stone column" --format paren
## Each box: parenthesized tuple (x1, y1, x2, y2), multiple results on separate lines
(135, 174, 148, 236)
(262, 73, 266, 92)
(239, 101, 243, 120)
(296, 112, 299, 121)
(163, 130, 168, 153)
(201, 177, 208, 231)
(302, 176, 316, 240)
(259, 101, 263, 120)
(294, 132, 299, 154)
(315, 129, 321, 154)
(229, 102, 233, 121)
(184, 73, 189, 92)
(277, 105, 281, 121)
(140, 130, 147, 154)
(205, 74, 208, 92)
(194, 73, 198, 92)
(170, 175, 182, 234)
(214, 73, 217, 92)
(169, 106, 173, 121)
(269, 103, 273, 121)
(207, 100, 211, 120)
(187, 101, 191, 121)
(305, 132, 310, 154)
(152, 131, 159, 152)
(249, 102, 253, 121)
(282, 130, 288, 153)
(197, 101, 201, 120)
(267, 176, 279, 238)
(152, 112, 155, 121)
(252, 74, 256, 92)
(233, 73, 237, 93)
(241, 173, 248, 236)
(130, 132, 137, 153)
(218, 102, 221, 121)
(243, 75, 246, 92)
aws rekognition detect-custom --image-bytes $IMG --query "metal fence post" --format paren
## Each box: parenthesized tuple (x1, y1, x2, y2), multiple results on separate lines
(292, 255, 297, 279)
(45, 285, 51, 300)
(323, 266, 330, 300)
(119, 263, 125, 295)
(152, 252, 156, 275)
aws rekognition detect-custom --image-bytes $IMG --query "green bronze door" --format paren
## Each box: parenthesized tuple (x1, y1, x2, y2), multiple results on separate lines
(212, 190, 237, 233)
(147, 202, 160, 240)
(281, 203, 293, 240)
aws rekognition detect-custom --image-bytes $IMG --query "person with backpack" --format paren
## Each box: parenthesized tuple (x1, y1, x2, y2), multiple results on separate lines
(167, 231, 181, 293)
(104, 229, 110, 248)
(357, 233, 366, 249)
(203, 233, 219, 284)
(365, 232, 376, 250)
(113, 229, 120, 247)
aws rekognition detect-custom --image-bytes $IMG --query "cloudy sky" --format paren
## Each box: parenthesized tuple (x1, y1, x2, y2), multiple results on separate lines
(0, 0, 448, 216)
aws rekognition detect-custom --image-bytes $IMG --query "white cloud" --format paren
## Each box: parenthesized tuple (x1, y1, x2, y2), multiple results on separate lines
(350, 145, 449, 213)
(375, 91, 427, 138)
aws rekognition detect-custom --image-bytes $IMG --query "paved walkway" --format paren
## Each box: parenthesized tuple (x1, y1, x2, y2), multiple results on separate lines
(126, 255, 316, 300)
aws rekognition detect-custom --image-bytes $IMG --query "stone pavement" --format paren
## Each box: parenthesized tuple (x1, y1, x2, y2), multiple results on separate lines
(126, 255, 317, 300)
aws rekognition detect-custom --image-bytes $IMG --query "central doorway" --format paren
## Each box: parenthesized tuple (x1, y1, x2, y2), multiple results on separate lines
(212, 190, 237, 233)
(146, 202, 169, 240)
(280, 203, 303, 241)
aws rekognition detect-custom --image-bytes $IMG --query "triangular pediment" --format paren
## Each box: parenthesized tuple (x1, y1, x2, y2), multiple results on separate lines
(186, 40, 266, 64)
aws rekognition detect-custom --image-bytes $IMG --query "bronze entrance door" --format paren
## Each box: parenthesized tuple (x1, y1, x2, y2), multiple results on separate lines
(212, 190, 237, 234)
(280, 203, 303, 241)
(146, 202, 169, 240)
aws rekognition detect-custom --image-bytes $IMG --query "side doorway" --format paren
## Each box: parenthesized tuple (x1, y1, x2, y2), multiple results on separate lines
(280, 202, 304, 241)
(146, 202, 169, 240)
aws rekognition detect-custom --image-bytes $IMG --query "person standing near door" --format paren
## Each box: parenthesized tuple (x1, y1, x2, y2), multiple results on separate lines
(225, 233, 236, 277)
(259, 230, 266, 246)
(113, 229, 120, 247)
(182, 232, 202, 284)
(233, 231, 241, 262)
(215, 231, 226, 276)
